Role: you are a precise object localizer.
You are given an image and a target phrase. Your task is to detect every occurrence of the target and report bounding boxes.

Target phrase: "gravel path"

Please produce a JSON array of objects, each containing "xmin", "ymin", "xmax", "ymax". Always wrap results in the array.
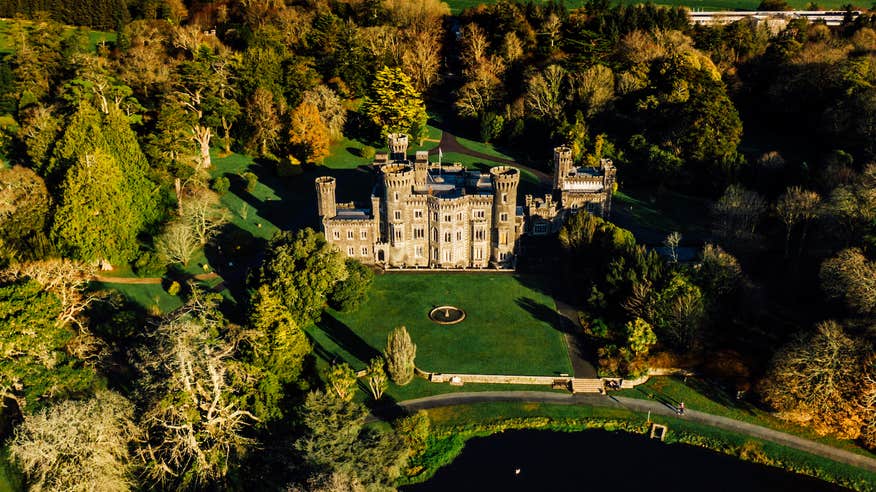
[{"xmin": 385, "ymin": 391, "xmax": 876, "ymax": 473}]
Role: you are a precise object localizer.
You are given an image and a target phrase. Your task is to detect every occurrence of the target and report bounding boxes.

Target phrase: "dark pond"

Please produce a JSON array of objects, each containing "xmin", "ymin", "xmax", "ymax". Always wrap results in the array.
[{"xmin": 403, "ymin": 430, "xmax": 849, "ymax": 492}]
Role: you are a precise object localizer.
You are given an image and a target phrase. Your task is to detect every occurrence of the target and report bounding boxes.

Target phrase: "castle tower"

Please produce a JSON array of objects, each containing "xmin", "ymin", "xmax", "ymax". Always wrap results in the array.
[
  {"xmin": 490, "ymin": 166, "xmax": 520, "ymax": 266},
  {"xmin": 315, "ymin": 176, "xmax": 337, "ymax": 219},
  {"xmin": 553, "ymin": 146, "xmax": 573, "ymax": 191},
  {"xmin": 382, "ymin": 164, "xmax": 415, "ymax": 266},
  {"xmin": 601, "ymin": 158, "xmax": 616, "ymax": 217},
  {"xmin": 387, "ymin": 133, "xmax": 409, "ymax": 162}
]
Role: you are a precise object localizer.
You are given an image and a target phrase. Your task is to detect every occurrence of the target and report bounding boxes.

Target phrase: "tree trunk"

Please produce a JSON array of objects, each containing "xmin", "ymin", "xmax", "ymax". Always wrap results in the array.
[{"xmin": 193, "ymin": 125, "xmax": 212, "ymax": 168}]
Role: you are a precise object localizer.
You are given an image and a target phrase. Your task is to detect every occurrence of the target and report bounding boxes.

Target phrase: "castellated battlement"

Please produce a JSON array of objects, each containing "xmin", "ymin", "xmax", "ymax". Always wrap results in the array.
[
  {"xmin": 382, "ymin": 164, "xmax": 415, "ymax": 190},
  {"xmin": 490, "ymin": 166, "xmax": 520, "ymax": 191}
]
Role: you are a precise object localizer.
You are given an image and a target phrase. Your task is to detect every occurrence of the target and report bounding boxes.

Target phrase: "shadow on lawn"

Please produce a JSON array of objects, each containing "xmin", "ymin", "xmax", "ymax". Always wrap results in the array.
[
  {"xmin": 315, "ymin": 312, "xmax": 381, "ymax": 367},
  {"xmin": 515, "ymin": 296, "xmax": 573, "ymax": 334}
]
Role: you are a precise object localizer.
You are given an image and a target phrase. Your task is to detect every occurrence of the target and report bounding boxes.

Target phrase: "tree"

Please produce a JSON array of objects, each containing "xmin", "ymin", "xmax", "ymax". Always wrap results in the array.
[
  {"xmin": 696, "ymin": 243, "xmax": 744, "ymax": 301},
  {"xmin": 820, "ymin": 248, "xmax": 876, "ymax": 316},
  {"xmin": 625, "ymin": 317, "xmax": 657, "ymax": 357},
  {"xmin": 245, "ymin": 87, "xmax": 283, "ymax": 157},
  {"xmin": 325, "ymin": 362, "xmax": 357, "ymax": 401},
  {"xmin": 288, "ymin": 101, "xmax": 331, "ymax": 164},
  {"xmin": 9, "ymin": 390, "xmax": 136, "ymax": 492},
  {"xmin": 328, "ymin": 259, "xmax": 373, "ymax": 311},
  {"xmin": 385, "ymin": 326, "xmax": 416, "ymax": 385},
  {"xmin": 17, "ymin": 104, "xmax": 60, "ymax": 172},
  {"xmin": 302, "ymin": 85, "xmax": 347, "ymax": 140},
  {"xmin": 572, "ymin": 64, "xmax": 615, "ymax": 118},
  {"xmin": 760, "ymin": 321, "xmax": 868, "ymax": 439},
  {"xmin": 664, "ymin": 231, "xmax": 681, "ymax": 263},
  {"xmin": 525, "ymin": 64, "xmax": 568, "ymax": 122},
  {"xmin": 180, "ymin": 187, "xmax": 229, "ymax": 246},
  {"xmin": 155, "ymin": 219, "xmax": 199, "ymax": 266},
  {"xmin": 252, "ymin": 229, "xmax": 347, "ymax": 326},
  {"xmin": 0, "ymin": 165, "xmax": 51, "ymax": 259},
  {"xmin": 712, "ymin": 184, "xmax": 767, "ymax": 243},
  {"xmin": 361, "ymin": 66, "xmax": 428, "ymax": 138},
  {"xmin": 366, "ymin": 357, "xmax": 388, "ymax": 401},
  {"xmin": 394, "ymin": 410, "xmax": 430, "ymax": 454},
  {"xmin": 51, "ymin": 150, "xmax": 141, "ymax": 266},
  {"xmin": 243, "ymin": 286, "xmax": 311, "ymax": 422},
  {"xmin": 135, "ymin": 292, "xmax": 257, "ymax": 487},
  {"xmin": 651, "ymin": 272, "xmax": 705, "ymax": 349},
  {"xmin": 401, "ymin": 26, "xmax": 444, "ymax": 93},
  {"xmin": 0, "ymin": 277, "xmax": 98, "ymax": 413},
  {"xmin": 775, "ymin": 186, "xmax": 820, "ymax": 258}
]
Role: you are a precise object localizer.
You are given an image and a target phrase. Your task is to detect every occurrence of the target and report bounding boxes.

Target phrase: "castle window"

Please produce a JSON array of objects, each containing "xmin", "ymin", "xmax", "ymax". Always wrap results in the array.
[
  {"xmin": 333, "ymin": 230, "xmax": 340, "ymax": 240},
  {"xmin": 361, "ymin": 230, "xmax": 368, "ymax": 239},
  {"xmin": 534, "ymin": 223, "xmax": 548, "ymax": 234},
  {"xmin": 361, "ymin": 247, "xmax": 369, "ymax": 256},
  {"xmin": 474, "ymin": 228, "xmax": 485, "ymax": 241},
  {"xmin": 433, "ymin": 212, "xmax": 439, "ymax": 221},
  {"xmin": 444, "ymin": 214, "xmax": 451, "ymax": 222},
  {"xmin": 473, "ymin": 209, "xmax": 485, "ymax": 219},
  {"xmin": 502, "ymin": 193, "xmax": 507, "ymax": 204},
  {"xmin": 456, "ymin": 230, "xmax": 462, "ymax": 241},
  {"xmin": 394, "ymin": 210, "xmax": 401, "ymax": 220},
  {"xmin": 347, "ymin": 247, "xmax": 355, "ymax": 256},
  {"xmin": 414, "ymin": 227, "xmax": 425, "ymax": 239},
  {"xmin": 500, "ymin": 231, "xmax": 508, "ymax": 244},
  {"xmin": 444, "ymin": 250, "xmax": 452, "ymax": 262},
  {"xmin": 457, "ymin": 212, "xmax": 463, "ymax": 221},
  {"xmin": 414, "ymin": 209, "xmax": 423, "ymax": 219},
  {"xmin": 394, "ymin": 192, "xmax": 399, "ymax": 201},
  {"xmin": 432, "ymin": 248, "xmax": 438, "ymax": 260},
  {"xmin": 500, "ymin": 213, "xmax": 508, "ymax": 222},
  {"xmin": 415, "ymin": 246, "xmax": 424, "ymax": 257},
  {"xmin": 394, "ymin": 228, "xmax": 403, "ymax": 241},
  {"xmin": 432, "ymin": 228, "xmax": 438, "ymax": 241},
  {"xmin": 347, "ymin": 230, "xmax": 354, "ymax": 239},
  {"xmin": 474, "ymin": 247, "xmax": 483, "ymax": 260},
  {"xmin": 444, "ymin": 232, "xmax": 452, "ymax": 242}
]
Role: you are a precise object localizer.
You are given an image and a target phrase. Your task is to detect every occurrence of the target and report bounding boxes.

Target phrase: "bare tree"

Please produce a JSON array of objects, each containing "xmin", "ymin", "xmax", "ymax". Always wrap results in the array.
[
  {"xmin": 9, "ymin": 390, "xmax": 137, "ymax": 492},
  {"xmin": 156, "ymin": 220, "xmax": 199, "ymax": 266},
  {"xmin": 760, "ymin": 321, "xmax": 868, "ymax": 439},
  {"xmin": 775, "ymin": 186, "xmax": 820, "ymax": 258},
  {"xmin": 664, "ymin": 231, "xmax": 682, "ymax": 263},
  {"xmin": 571, "ymin": 64, "xmax": 615, "ymax": 117},
  {"xmin": 2, "ymin": 259, "xmax": 99, "ymax": 330},
  {"xmin": 135, "ymin": 294, "xmax": 257, "ymax": 486},
  {"xmin": 401, "ymin": 26, "xmax": 443, "ymax": 93},
  {"xmin": 246, "ymin": 87, "xmax": 283, "ymax": 156},
  {"xmin": 302, "ymin": 85, "xmax": 347, "ymax": 141},
  {"xmin": 385, "ymin": 326, "xmax": 416, "ymax": 385},
  {"xmin": 366, "ymin": 357, "xmax": 388, "ymax": 400},
  {"xmin": 712, "ymin": 184, "xmax": 767, "ymax": 243},
  {"xmin": 180, "ymin": 187, "xmax": 230, "ymax": 246},
  {"xmin": 525, "ymin": 65, "xmax": 567, "ymax": 122},
  {"xmin": 820, "ymin": 248, "xmax": 876, "ymax": 316}
]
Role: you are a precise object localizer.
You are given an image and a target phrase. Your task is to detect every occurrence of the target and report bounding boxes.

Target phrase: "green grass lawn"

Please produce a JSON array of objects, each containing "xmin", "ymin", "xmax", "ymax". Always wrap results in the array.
[
  {"xmin": 307, "ymin": 273, "xmax": 572, "ymax": 376},
  {"xmin": 613, "ymin": 187, "xmax": 712, "ymax": 237},
  {"xmin": 619, "ymin": 376, "xmax": 876, "ymax": 459},
  {"xmin": 0, "ymin": 19, "xmax": 115, "ymax": 53},
  {"xmin": 95, "ymin": 282, "xmax": 183, "ymax": 314},
  {"xmin": 452, "ymin": 136, "xmax": 515, "ymax": 161}
]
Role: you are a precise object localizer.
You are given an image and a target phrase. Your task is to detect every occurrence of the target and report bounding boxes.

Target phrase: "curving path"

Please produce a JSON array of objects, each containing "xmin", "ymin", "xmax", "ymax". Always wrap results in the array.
[
  {"xmin": 383, "ymin": 391, "xmax": 876, "ymax": 473},
  {"xmin": 92, "ymin": 272, "xmax": 220, "ymax": 284}
]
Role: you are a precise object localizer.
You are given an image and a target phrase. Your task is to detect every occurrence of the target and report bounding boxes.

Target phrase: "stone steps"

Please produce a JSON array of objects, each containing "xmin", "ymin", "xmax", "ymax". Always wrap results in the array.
[{"xmin": 571, "ymin": 378, "xmax": 603, "ymax": 394}]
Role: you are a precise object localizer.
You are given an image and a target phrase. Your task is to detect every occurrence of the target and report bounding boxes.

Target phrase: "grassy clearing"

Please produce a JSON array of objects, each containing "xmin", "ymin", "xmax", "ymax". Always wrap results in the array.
[
  {"xmin": 412, "ymin": 401, "xmax": 876, "ymax": 491},
  {"xmin": 0, "ymin": 19, "xmax": 115, "ymax": 54},
  {"xmin": 307, "ymin": 273, "xmax": 572, "ymax": 376},
  {"xmin": 613, "ymin": 187, "xmax": 712, "ymax": 237},
  {"xmin": 95, "ymin": 282, "xmax": 183, "ymax": 314},
  {"xmin": 619, "ymin": 376, "xmax": 876, "ymax": 459}
]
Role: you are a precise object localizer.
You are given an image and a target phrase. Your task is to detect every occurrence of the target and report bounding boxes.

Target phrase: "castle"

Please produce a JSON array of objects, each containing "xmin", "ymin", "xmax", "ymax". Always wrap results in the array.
[{"xmin": 316, "ymin": 134, "xmax": 616, "ymax": 269}]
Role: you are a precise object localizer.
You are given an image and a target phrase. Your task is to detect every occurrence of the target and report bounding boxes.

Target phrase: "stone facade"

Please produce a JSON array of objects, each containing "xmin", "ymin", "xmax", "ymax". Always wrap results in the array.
[{"xmin": 316, "ymin": 136, "xmax": 615, "ymax": 269}]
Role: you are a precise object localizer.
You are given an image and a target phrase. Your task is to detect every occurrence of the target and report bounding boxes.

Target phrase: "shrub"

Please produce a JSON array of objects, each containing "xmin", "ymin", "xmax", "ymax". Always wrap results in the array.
[
  {"xmin": 385, "ymin": 326, "xmax": 416, "ymax": 385},
  {"xmin": 167, "ymin": 281, "xmax": 181, "ymax": 296},
  {"xmin": 133, "ymin": 250, "xmax": 166, "ymax": 276},
  {"xmin": 241, "ymin": 171, "xmax": 258, "ymax": 193},
  {"xmin": 360, "ymin": 146, "xmax": 376, "ymax": 159},
  {"xmin": 211, "ymin": 176, "xmax": 230, "ymax": 195}
]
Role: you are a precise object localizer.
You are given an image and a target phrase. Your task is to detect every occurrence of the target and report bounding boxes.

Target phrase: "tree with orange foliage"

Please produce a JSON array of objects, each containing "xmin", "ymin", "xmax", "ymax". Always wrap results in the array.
[{"xmin": 288, "ymin": 101, "xmax": 330, "ymax": 164}]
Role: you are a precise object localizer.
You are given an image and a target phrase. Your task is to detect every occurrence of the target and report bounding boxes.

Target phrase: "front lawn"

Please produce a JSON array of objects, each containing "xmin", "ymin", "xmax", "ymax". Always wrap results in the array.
[{"xmin": 307, "ymin": 273, "xmax": 572, "ymax": 376}]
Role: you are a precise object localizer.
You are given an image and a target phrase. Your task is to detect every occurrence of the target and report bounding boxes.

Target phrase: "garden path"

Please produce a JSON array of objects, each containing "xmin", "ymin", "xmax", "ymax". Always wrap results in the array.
[
  {"xmin": 92, "ymin": 272, "xmax": 220, "ymax": 284},
  {"xmin": 380, "ymin": 391, "xmax": 876, "ymax": 473},
  {"xmin": 553, "ymin": 297, "xmax": 598, "ymax": 378}
]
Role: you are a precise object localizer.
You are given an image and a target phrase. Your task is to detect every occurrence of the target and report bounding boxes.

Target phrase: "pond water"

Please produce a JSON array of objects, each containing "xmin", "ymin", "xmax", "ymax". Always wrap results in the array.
[{"xmin": 403, "ymin": 429, "xmax": 849, "ymax": 492}]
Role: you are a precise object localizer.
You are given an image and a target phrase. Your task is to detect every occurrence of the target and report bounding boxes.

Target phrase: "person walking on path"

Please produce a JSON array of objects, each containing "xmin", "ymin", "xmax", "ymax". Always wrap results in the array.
[{"xmin": 678, "ymin": 402, "xmax": 685, "ymax": 415}]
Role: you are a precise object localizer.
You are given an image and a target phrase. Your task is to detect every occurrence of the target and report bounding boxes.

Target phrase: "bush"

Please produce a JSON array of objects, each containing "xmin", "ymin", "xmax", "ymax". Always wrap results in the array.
[
  {"xmin": 360, "ymin": 146, "xmax": 376, "ymax": 159},
  {"xmin": 211, "ymin": 176, "xmax": 230, "ymax": 195},
  {"xmin": 166, "ymin": 281, "xmax": 181, "ymax": 296},
  {"xmin": 133, "ymin": 251, "xmax": 166, "ymax": 276},
  {"xmin": 328, "ymin": 259, "xmax": 374, "ymax": 311},
  {"xmin": 241, "ymin": 171, "xmax": 258, "ymax": 193}
]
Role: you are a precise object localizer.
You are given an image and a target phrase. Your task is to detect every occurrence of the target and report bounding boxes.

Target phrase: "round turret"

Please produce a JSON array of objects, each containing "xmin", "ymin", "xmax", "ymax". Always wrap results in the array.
[
  {"xmin": 490, "ymin": 166, "xmax": 521, "ymax": 193},
  {"xmin": 387, "ymin": 133, "xmax": 409, "ymax": 161},
  {"xmin": 315, "ymin": 176, "xmax": 336, "ymax": 218},
  {"xmin": 382, "ymin": 164, "xmax": 415, "ymax": 196}
]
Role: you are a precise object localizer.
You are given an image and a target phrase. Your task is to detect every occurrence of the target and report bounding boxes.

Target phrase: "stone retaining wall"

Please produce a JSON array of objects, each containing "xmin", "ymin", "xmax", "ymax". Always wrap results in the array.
[{"xmin": 429, "ymin": 373, "xmax": 570, "ymax": 385}]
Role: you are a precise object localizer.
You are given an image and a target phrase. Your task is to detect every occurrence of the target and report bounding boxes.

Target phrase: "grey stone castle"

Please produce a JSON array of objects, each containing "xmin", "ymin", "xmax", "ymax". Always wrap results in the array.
[{"xmin": 316, "ymin": 134, "xmax": 616, "ymax": 269}]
